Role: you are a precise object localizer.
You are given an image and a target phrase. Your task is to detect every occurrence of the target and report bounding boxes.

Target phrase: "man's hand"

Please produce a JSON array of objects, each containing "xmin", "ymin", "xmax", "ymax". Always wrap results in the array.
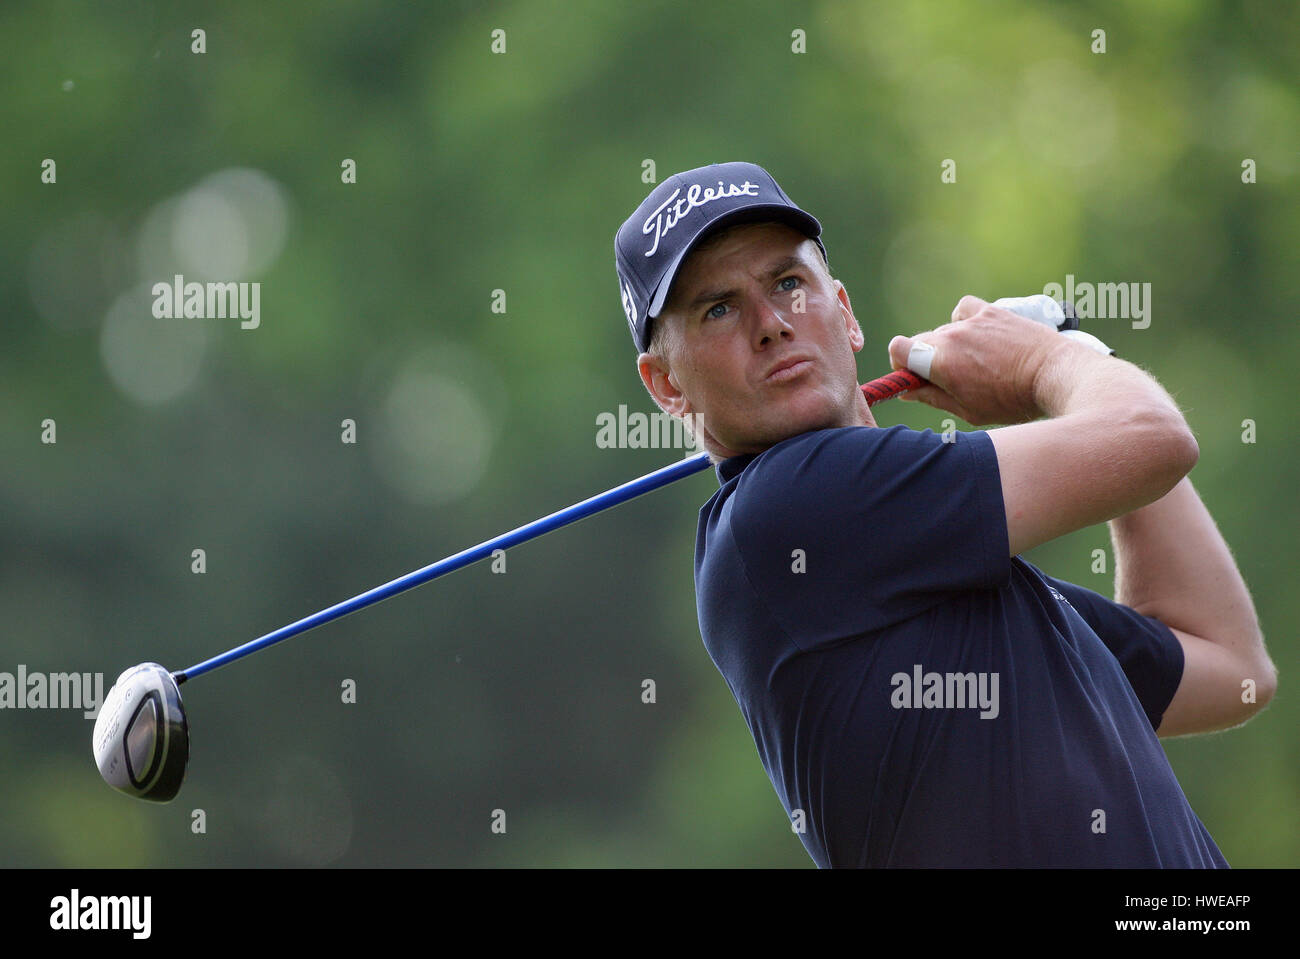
[{"xmin": 886, "ymin": 295, "xmax": 1071, "ymax": 426}]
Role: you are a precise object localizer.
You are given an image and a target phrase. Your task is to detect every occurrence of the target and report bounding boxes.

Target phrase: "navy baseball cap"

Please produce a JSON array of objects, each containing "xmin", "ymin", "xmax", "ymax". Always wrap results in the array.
[{"xmin": 614, "ymin": 161, "xmax": 827, "ymax": 353}]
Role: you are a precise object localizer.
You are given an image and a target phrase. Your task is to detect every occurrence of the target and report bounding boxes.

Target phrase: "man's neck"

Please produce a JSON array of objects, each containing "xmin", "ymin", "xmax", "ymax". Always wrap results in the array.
[{"xmin": 701, "ymin": 392, "xmax": 878, "ymax": 463}]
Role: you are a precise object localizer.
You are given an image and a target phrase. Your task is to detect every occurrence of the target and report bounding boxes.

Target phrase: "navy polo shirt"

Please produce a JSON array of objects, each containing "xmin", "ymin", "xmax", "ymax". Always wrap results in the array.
[{"xmin": 694, "ymin": 425, "xmax": 1228, "ymax": 868}]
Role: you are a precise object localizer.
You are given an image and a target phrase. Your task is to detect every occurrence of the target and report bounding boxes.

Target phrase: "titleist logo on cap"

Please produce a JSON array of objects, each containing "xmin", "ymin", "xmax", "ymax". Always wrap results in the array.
[
  {"xmin": 641, "ymin": 180, "xmax": 761, "ymax": 257},
  {"xmin": 614, "ymin": 161, "xmax": 823, "ymax": 353}
]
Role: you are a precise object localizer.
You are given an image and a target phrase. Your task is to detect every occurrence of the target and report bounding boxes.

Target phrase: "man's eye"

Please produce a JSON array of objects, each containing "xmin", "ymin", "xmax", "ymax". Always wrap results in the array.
[
  {"xmin": 777, "ymin": 276, "xmax": 799, "ymax": 292},
  {"xmin": 704, "ymin": 302, "xmax": 728, "ymax": 320}
]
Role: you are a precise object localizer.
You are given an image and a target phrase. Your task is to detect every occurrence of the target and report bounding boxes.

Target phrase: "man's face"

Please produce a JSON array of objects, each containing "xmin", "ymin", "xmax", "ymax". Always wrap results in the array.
[{"xmin": 638, "ymin": 222, "xmax": 873, "ymax": 458}]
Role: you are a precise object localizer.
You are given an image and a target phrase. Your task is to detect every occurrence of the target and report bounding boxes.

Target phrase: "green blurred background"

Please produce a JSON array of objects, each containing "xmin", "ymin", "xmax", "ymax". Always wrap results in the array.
[{"xmin": 1, "ymin": 0, "xmax": 1295, "ymax": 867}]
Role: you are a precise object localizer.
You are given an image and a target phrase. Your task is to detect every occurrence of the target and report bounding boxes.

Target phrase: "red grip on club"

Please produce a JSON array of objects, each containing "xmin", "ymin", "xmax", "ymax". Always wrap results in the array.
[{"xmin": 859, "ymin": 369, "xmax": 924, "ymax": 406}]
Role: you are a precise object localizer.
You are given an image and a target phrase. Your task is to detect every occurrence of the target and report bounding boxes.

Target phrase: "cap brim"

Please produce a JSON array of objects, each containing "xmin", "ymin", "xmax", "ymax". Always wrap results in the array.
[{"xmin": 645, "ymin": 205, "xmax": 823, "ymax": 320}]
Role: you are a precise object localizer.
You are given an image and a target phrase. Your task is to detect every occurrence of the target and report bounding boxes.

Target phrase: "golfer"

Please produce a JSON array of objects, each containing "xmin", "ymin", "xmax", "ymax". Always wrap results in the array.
[{"xmin": 614, "ymin": 161, "xmax": 1276, "ymax": 867}]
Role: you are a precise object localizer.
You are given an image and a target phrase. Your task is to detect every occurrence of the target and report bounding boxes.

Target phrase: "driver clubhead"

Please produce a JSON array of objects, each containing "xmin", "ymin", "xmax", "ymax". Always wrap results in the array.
[{"xmin": 93, "ymin": 662, "xmax": 189, "ymax": 802}]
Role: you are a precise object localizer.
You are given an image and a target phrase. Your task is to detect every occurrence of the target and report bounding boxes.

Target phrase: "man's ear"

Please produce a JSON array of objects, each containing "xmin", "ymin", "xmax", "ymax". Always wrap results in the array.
[
  {"xmin": 835, "ymin": 281, "xmax": 864, "ymax": 353},
  {"xmin": 638, "ymin": 352, "xmax": 692, "ymax": 417}
]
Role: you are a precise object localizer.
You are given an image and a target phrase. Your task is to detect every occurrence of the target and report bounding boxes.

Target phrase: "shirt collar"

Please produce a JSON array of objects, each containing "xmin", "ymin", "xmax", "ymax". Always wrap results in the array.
[{"xmin": 715, "ymin": 452, "xmax": 759, "ymax": 485}]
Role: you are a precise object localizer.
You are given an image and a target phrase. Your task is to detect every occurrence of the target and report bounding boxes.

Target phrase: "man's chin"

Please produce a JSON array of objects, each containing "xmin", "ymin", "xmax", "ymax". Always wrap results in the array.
[
  {"xmin": 778, "ymin": 390, "xmax": 853, "ymax": 434},
  {"xmin": 718, "ymin": 397, "xmax": 849, "ymax": 454}
]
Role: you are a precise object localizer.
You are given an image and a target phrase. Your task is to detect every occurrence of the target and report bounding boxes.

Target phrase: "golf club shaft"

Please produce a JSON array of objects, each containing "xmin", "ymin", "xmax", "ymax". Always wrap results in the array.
[{"xmin": 173, "ymin": 369, "xmax": 924, "ymax": 683}]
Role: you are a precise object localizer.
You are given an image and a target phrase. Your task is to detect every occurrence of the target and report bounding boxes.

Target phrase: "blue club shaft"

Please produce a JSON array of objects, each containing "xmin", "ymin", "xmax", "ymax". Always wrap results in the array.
[
  {"xmin": 174, "ymin": 450, "xmax": 713, "ymax": 684},
  {"xmin": 170, "ymin": 308, "xmax": 1079, "ymax": 685}
]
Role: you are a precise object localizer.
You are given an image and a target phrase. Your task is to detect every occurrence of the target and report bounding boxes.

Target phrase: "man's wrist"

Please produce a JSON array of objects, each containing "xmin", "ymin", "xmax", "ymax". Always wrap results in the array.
[{"xmin": 1029, "ymin": 337, "xmax": 1090, "ymax": 419}]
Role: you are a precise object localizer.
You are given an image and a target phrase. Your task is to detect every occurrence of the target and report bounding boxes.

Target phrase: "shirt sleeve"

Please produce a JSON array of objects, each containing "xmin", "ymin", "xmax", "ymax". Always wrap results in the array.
[
  {"xmin": 1036, "ymin": 571, "xmax": 1186, "ymax": 731},
  {"xmin": 728, "ymin": 425, "xmax": 1011, "ymax": 651}
]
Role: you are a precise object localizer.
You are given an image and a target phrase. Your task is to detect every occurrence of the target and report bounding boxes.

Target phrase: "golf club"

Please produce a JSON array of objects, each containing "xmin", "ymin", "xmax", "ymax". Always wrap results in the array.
[{"xmin": 93, "ymin": 296, "xmax": 1107, "ymax": 801}]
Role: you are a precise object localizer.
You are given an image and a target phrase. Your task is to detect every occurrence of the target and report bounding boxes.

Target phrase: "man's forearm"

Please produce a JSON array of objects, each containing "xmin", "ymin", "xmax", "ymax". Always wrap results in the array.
[
  {"xmin": 1028, "ymin": 343, "xmax": 1201, "ymax": 530},
  {"xmin": 1110, "ymin": 476, "xmax": 1271, "ymax": 674},
  {"xmin": 1035, "ymin": 341, "xmax": 1190, "ymax": 427}
]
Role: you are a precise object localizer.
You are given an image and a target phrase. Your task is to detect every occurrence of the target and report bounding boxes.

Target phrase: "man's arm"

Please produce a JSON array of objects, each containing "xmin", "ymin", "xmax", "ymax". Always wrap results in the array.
[
  {"xmin": 1109, "ymin": 477, "xmax": 1277, "ymax": 737},
  {"xmin": 888, "ymin": 296, "xmax": 1275, "ymax": 738},
  {"xmin": 985, "ymin": 344, "xmax": 1199, "ymax": 557},
  {"xmin": 889, "ymin": 297, "xmax": 1199, "ymax": 557}
]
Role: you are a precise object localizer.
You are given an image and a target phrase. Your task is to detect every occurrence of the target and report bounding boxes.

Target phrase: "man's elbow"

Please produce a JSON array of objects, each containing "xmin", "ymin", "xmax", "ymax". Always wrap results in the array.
[
  {"xmin": 1156, "ymin": 414, "xmax": 1199, "ymax": 477},
  {"xmin": 1173, "ymin": 422, "xmax": 1199, "ymax": 475},
  {"xmin": 1230, "ymin": 651, "xmax": 1277, "ymax": 728},
  {"xmin": 1249, "ymin": 654, "xmax": 1278, "ymax": 712},
  {"xmin": 1140, "ymin": 414, "xmax": 1198, "ymax": 497}
]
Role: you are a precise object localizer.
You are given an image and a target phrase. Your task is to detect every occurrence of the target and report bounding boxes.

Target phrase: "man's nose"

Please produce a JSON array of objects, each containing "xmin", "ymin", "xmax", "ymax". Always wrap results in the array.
[{"xmin": 751, "ymin": 297, "xmax": 794, "ymax": 346}]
